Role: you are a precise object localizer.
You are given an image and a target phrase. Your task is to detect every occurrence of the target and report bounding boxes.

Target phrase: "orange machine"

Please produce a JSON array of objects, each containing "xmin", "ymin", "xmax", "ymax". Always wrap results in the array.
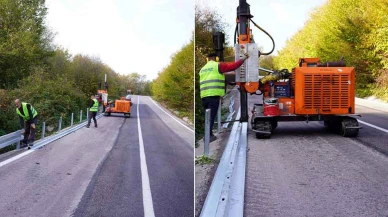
[
  {"xmin": 104, "ymin": 99, "xmax": 131, "ymax": 118},
  {"xmin": 97, "ymin": 74, "xmax": 132, "ymax": 118},
  {"xmin": 251, "ymin": 58, "xmax": 360, "ymax": 139},
  {"xmin": 294, "ymin": 66, "xmax": 356, "ymax": 115},
  {"xmin": 228, "ymin": 1, "xmax": 359, "ymax": 139}
]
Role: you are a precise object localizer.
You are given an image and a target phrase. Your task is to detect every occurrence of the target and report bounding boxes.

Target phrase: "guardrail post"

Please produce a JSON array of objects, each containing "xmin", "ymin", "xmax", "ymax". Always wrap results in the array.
[
  {"xmin": 41, "ymin": 122, "xmax": 45, "ymax": 139},
  {"xmin": 71, "ymin": 113, "xmax": 74, "ymax": 126},
  {"xmin": 58, "ymin": 117, "xmax": 62, "ymax": 131},
  {"xmin": 16, "ymin": 139, "xmax": 20, "ymax": 150},
  {"xmin": 204, "ymin": 109, "xmax": 210, "ymax": 156},
  {"xmin": 217, "ymin": 99, "xmax": 221, "ymax": 134},
  {"xmin": 80, "ymin": 110, "xmax": 82, "ymax": 122}
]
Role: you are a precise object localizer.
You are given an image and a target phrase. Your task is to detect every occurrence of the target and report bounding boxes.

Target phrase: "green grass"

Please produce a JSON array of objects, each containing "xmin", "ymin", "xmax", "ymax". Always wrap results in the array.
[
  {"xmin": 195, "ymin": 155, "xmax": 215, "ymax": 165},
  {"xmin": 221, "ymin": 107, "xmax": 229, "ymax": 120}
]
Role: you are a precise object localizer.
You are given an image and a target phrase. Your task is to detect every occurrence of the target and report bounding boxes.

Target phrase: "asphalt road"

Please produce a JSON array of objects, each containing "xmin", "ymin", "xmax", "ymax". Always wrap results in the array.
[
  {"xmin": 0, "ymin": 95, "xmax": 193, "ymax": 217},
  {"xmin": 244, "ymin": 94, "xmax": 388, "ymax": 217}
]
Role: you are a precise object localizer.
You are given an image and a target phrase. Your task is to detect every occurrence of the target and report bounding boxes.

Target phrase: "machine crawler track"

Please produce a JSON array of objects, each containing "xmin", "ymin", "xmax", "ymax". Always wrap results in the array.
[
  {"xmin": 340, "ymin": 117, "xmax": 359, "ymax": 137},
  {"xmin": 252, "ymin": 120, "xmax": 272, "ymax": 139},
  {"xmin": 324, "ymin": 117, "xmax": 360, "ymax": 137}
]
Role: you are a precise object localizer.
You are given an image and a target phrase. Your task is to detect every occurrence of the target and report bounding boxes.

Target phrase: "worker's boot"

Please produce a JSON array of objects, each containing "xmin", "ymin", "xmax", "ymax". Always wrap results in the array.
[
  {"xmin": 203, "ymin": 135, "xmax": 217, "ymax": 143},
  {"xmin": 95, "ymin": 123, "xmax": 97, "ymax": 128},
  {"xmin": 20, "ymin": 141, "xmax": 28, "ymax": 148},
  {"xmin": 28, "ymin": 142, "xmax": 34, "ymax": 149},
  {"xmin": 86, "ymin": 125, "xmax": 90, "ymax": 128},
  {"xmin": 210, "ymin": 135, "xmax": 217, "ymax": 143}
]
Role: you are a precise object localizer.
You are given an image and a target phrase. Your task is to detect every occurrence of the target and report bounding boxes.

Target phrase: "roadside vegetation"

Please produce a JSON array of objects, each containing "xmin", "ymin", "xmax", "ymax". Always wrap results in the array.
[
  {"xmin": 273, "ymin": 0, "xmax": 388, "ymax": 100},
  {"xmin": 195, "ymin": 155, "xmax": 215, "ymax": 165},
  {"xmin": 152, "ymin": 40, "xmax": 194, "ymax": 123}
]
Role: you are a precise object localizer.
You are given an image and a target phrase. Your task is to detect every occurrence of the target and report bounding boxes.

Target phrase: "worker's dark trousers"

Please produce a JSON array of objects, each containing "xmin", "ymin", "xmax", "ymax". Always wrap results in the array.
[
  {"xmin": 202, "ymin": 96, "xmax": 221, "ymax": 136},
  {"xmin": 87, "ymin": 111, "xmax": 97, "ymax": 127},
  {"xmin": 23, "ymin": 116, "xmax": 38, "ymax": 144}
]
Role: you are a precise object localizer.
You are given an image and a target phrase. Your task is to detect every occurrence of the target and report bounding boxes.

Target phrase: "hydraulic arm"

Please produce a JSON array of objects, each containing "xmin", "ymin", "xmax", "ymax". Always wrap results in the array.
[{"xmin": 235, "ymin": 0, "xmax": 275, "ymax": 122}]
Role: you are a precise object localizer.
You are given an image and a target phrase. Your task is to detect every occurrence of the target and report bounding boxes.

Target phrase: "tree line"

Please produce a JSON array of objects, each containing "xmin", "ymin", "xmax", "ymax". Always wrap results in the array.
[
  {"xmin": 274, "ymin": 0, "xmax": 388, "ymax": 99},
  {"xmin": 152, "ymin": 40, "xmax": 194, "ymax": 122}
]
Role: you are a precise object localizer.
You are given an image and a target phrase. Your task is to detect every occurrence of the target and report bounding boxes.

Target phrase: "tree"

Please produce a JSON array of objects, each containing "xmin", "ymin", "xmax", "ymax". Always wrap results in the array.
[
  {"xmin": 274, "ymin": 0, "xmax": 388, "ymax": 99},
  {"xmin": 152, "ymin": 40, "xmax": 194, "ymax": 118},
  {"xmin": 0, "ymin": 0, "xmax": 54, "ymax": 89},
  {"xmin": 259, "ymin": 55, "xmax": 274, "ymax": 74}
]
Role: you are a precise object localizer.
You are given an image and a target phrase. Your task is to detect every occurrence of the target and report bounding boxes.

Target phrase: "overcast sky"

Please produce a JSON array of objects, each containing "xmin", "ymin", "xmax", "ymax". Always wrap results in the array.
[
  {"xmin": 196, "ymin": 0, "xmax": 326, "ymax": 54},
  {"xmin": 46, "ymin": 0, "xmax": 194, "ymax": 80}
]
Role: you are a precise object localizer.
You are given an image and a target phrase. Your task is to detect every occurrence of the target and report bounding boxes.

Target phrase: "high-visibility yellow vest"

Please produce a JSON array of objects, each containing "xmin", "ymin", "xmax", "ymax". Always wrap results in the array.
[
  {"xmin": 199, "ymin": 61, "xmax": 225, "ymax": 98},
  {"xmin": 16, "ymin": 103, "xmax": 38, "ymax": 121},
  {"xmin": 90, "ymin": 99, "xmax": 99, "ymax": 112}
]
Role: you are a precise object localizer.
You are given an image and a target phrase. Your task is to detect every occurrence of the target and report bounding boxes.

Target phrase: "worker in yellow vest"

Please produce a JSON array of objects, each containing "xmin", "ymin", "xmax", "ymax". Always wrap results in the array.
[
  {"xmin": 199, "ymin": 53, "xmax": 249, "ymax": 142},
  {"xmin": 86, "ymin": 95, "xmax": 99, "ymax": 128},
  {"xmin": 15, "ymin": 99, "xmax": 38, "ymax": 148}
]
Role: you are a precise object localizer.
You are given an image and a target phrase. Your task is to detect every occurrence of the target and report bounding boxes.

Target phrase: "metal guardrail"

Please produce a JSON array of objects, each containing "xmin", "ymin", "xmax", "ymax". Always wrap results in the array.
[
  {"xmin": 204, "ymin": 109, "xmax": 211, "ymax": 156},
  {"xmin": 31, "ymin": 113, "xmax": 104, "ymax": 151},
  {"xmin": 223, "ymin": 95, "xmax": 235, "ymax": 129},
  {"xmin": 200, "ymin": 107, "xmax": 248, "ymax": 217},
  {"xmin": 0, "ymin": 130, "xmax": 23, "ymax": 150},
  {"xmin": 218, "ymin": 99, "xmax": 221, "ymax": 133},
  {"xmin": 0, "ymin": 110, "xmax": 102, "ymax": 152}
]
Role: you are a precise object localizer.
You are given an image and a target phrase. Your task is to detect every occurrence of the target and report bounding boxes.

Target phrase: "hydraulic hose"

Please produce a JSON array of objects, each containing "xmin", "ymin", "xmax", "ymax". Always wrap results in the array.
[
  {"xmin": 234, "ymin": 23, "xmax": 238, "ymax": 45},
  {"xmin": 250, "ymin": 19, "xmax": 275, "ymax": 55}
]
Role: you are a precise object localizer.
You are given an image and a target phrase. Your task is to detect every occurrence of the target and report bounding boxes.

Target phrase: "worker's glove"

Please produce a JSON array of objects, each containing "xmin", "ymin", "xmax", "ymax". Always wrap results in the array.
[
  {"xmin": 31, "ymin": 123, "xmax": 36, "ymax": 129},
  {"xmin": 242, "ymin": 52, "xmax": 250, "ymax": 61}
]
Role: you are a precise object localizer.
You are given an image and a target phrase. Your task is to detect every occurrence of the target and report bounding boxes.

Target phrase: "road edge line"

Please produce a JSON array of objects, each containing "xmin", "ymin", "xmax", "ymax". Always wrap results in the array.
[
  {"xmin": 358, "ymin": 120, "xmax": 388, "ymax": 134},
  {"xmin": 148, "ymin": 96, "xmax": 194, "ymax": 132}
]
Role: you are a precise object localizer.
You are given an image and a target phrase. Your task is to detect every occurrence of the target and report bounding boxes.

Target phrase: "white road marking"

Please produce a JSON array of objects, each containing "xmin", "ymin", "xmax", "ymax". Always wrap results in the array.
[
  {"xmin": 148, "ymin": 96, "xmax": 194, "ymax": 132},
  {"xmin": 0, "ymin": 150, "xmax": 34, "ymax": 168},
  {"xmin": 137, "ymin": 96, "xmax": 156, "ymax": 217},
  {"xmin": 358, "ymin": 120, "xmax": 388, "ymax": 134}
]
